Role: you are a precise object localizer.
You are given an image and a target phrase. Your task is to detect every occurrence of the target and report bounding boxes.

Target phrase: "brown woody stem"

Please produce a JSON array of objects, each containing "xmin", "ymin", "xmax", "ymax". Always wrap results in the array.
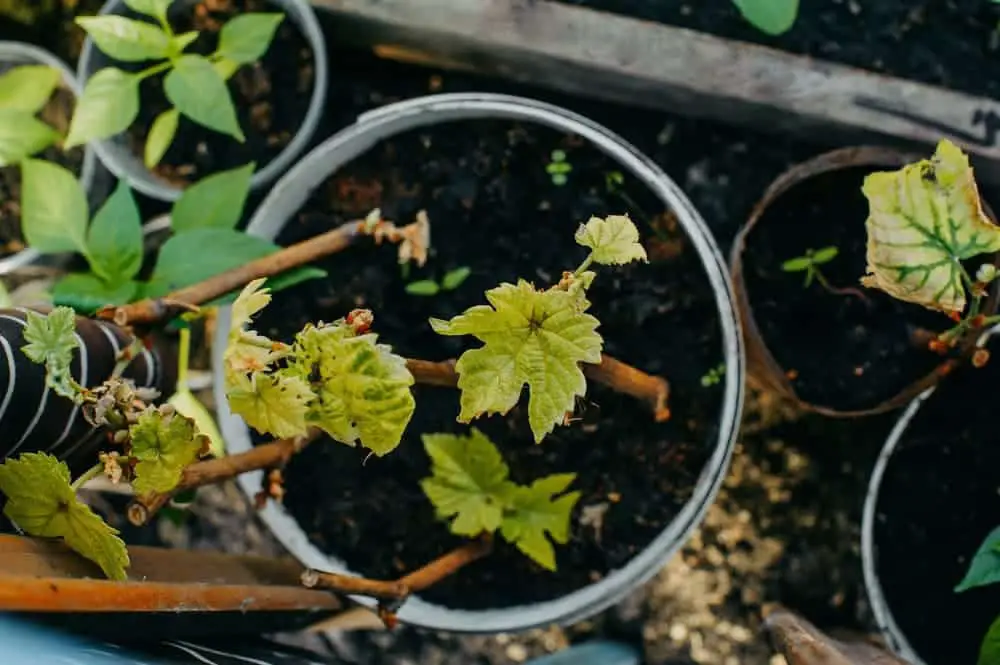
[
  {"xmin": 127, "ymin": 431, "xmax": 319, "ymax": 526},
  {"xmin": 815, "ymin": 271, "xmax": 871, "ymax": 305},
  {"xmin": 406, "ymin": 355, "xmax": 671, "ymax": 422}
]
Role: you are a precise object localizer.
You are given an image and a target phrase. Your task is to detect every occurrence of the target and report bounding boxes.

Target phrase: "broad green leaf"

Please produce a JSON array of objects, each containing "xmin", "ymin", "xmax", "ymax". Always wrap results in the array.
[
  {"xmin": 862, "ymin": 139, "xmax": 1000, "ymax": 313},
  {"xmin": 288, "ymin": 321, "xmax": 415, "ymax": 455},
  {"xmin": 213, "ymin": 57, "xmax": 240, "ymax": 81},
  {"xmin": 130, "ymin": 406, "xmax": 207, "ymax": 495},
  {"xmin": 811, "ymin": 246, "xmax": 839, "ymax": 264},
  {"xmin": 430, "ymin": 280, "xmax": 603, "ymax": 442},
  {"xmin": 499, "ymin": 473, "xmax": 580, "ymax": 571},
  {"xmin": 406, "ymin": 280, "xmax": 440, "ymax": 296},
  {"xmin": 144, "ymin": 107, "xmax": 179, "ymax": 168},
  {"xmin": 164, "ymin": 55, "xmax": 244, "ymax": 141},
  {"xmin": 21, "ymin": 159, "xmax": 89, "ymax": 255},
  {"xmin": 419, "ymin": 428, "xmax": 512, "ymax": 536},
  {"xmin": 0, "ymin": 65, "xmax": 61, "ymax": 113},
  {"xmin": 732, "ymin": 0, "xmax": 799, "ymax": 35},
  {"xmin": 0, "ymin": 452, "xmax": 129, "ymax": 580},
  {"xmin": 86, "ymin": 181, "xmax": 143, "ymax": 282},
  {"xmin": 227, "ymin": 370, "xmax": 313, "ymax": 439},
  {"xmin": 574, "ymin": 214, "xmax": 647, "ymax": 266},
  {"xmin": 979, "ymin": 614, "xmax": 1000, "ymax": 665},
  {"xmin": 76, "ymin": 15, "xmax": 171, "ymax": 62},
  {"xmin": 65, "ymin": 67, "xmax": 140, "ymax": 148},
  {"xmin": 123, "ymin": 0, "xmax": 173, "ymax": 23},
  {"xmin": 217, "ymin": 13, "xmax": 284, "ymax": 64},
  {"xmin": 53, "ymin": 274, "xmax": 138, "ymax": 314},
  {"xmin": 956, "ymin": 525, "xmax": 1000, "ymax": 592},
  {"xmin": 441, "ymin": 267, "xmax": 472, "ymax": 290},
  {"xmin": 169, "ymin": 389, "xmax": 225, "ymax": 458},
  {"xmin": 169, "ymin": 31, "xmax": 199, "ymax": 57},
  {"xmin": 781, "ymin": 256, "xmax": 812, "ymax": 272},
  {"xmin": 171, "ymin": 162, "xmax": 255, "ymax": 232},
  {"xmin": 0, "ymin": 108, "xmax": 60, "ymax": 166}
]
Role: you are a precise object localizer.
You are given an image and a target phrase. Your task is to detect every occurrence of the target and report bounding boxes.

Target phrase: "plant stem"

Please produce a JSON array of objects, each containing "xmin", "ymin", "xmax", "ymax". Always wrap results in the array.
[
  {"xmin": 71, "ymin": 463, "xmax": 105, "ymax": 492},
  {"xmin": 814, "ymin": 270, "xmax": 871, "ymax": 305},
  {"xmin": 137, "ymin": 61, "xmax": 172, "ymax": 81},
  {"xmin": 127, "ymin": 430, "xmax": 319, "ymax": 526},
  {"xmin": 573, "ymin": 254, "xmax": 595, "ymax": 277},
  {"xmin": 175, "ymin": 326, "xmax": 191, "ymax": 390}
]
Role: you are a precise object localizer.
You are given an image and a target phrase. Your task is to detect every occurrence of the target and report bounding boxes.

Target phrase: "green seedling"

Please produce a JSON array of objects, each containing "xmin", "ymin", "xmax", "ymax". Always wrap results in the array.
[
  {"xmin": 781, "ymin": 246, "xmax": 869, "ymax": 303},
  {"xmin": 700, "ymin": 362, "xmax": 726, "ymax": 387},
  {"xmin": 547, "ymin": 149, "xmax": 572, "ymax": 186},
  {"xmin": 405, "ymin": 266, "xmax": 472, "ymax": 297}
]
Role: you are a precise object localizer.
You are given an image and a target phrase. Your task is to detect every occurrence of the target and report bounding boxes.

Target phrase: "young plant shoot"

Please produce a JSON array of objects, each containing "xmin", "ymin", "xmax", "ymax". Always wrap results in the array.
[
  {"xmin": 781, "ymin": 246, "xmax": 869, "ymax": 303},
  {"xmin": 430, "ymin": 214, "xmax": 648, "ymax": 442},
  {"xmin": 67, "ymin": 0, "xmax": 285, "ymax": 167},
  {"xmin": 406, "ymin": 266, "xmax": 472, "ymax": 297},
  {"xmin": 0, "ymin": 64, "xmax": 65, "ymax": 166}
]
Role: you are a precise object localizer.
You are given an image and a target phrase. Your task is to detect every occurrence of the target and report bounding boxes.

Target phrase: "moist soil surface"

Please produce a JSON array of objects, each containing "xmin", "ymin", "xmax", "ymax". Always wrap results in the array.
[
  {"xmin": 872, "ymin": 359, "xmax": 1000, "ymax": 665},
  {"xmin": 740, "ymin": 165, "xmax": 956, "ymax": 412},
  {"xmin": 559, "ymin": 0, "xmax": 1000, "ymax": 101},
  {"xmin": 0, "ymin": 86, "xmax": 84, "ymax": 258},
  {"xmin": 252, "ymin": 119, "xmax": 728, "ymax": 609},
  {"xmin": 124, "ymin": 0, "xmax": 315, "ymax": 186}
]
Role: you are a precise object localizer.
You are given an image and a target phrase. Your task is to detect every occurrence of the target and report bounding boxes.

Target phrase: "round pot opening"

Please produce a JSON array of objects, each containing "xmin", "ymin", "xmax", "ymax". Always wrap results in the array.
[
  {"xmin": 212, "ymin": 93, "xmax": 744, "ymax": 633},
  {"xmin": 0, "ymin": 41, "xmax": 99, "ymax": 276},
  {"xmin": 730, "ymin": 146, "xmax": 999, "ymax": 418},
  {"xmin": 76, "ymin": 0, "xmax": 328, "ymax": 202},
  {"xmin": 862, "ymin": 344, "xmax": 1000, "ymax": 665}
]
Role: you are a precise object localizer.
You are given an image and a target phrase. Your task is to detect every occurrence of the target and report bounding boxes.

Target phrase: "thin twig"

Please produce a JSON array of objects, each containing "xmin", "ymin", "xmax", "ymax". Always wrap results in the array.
[
  {"xmin": 407, "ymin": 355, "xmax": 671, "ymax": 422},
  {"xmin": 127, "ymin": 430, "xmax": 319, "ymax": 526},
  {"xmin": 815, "ymin": 271, "xmax": 871, "ymax": 305}
]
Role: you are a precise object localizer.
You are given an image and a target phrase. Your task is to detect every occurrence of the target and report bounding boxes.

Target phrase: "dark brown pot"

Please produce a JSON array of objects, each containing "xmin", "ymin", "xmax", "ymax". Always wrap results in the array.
[
  {"xmin": 730, "ymin": 146, "xmax": 1000, "ymax": 418},
  {"xmin": 0, "ymin": 308, "xmax": 176, "ymax": 473}
]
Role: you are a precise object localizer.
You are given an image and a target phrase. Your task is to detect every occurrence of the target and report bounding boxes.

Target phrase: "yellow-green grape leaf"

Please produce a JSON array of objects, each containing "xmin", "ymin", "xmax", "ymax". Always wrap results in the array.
[
  {"xmin": 21, "ymin": 307, "xmax": 78, "ymax": 371},
  {"xmin": 291, "ymin": 322, "xmax": 415, "ymax": 456},
  {"xmin": 862, "ymin": 139, "xmax": 1000, "ymax": 313},
  {"xmin": 499, "ymin": 473, "xmax": 580, "ymax": 571},
  {"xmin": 227, "ymin": 370, "xmax": 313, "ymax": 439},
  {"xmin": 129, "ymin": 407, "xmax": 207, "ymax": 495},
  {"xmin": 574, "ymin": 214, "xmax": 648, "ymax": 266},
  {"xmin": 0, "ymin": 453, "xmax": 129, "ymax": 580},
  {"xmin": 430, "ymin": 280, "xmax": 602, "ymax": 443},
  {"xmin": 223, "ymin": 278, "xmax": 284, "ymax": 386},
  {"xmin": 169, "ymin": 389, "xmax": 225, "ymax": 458},
  {"xmin": 419, "ymin": 428, "xmax": 512, "ymax": 536}
]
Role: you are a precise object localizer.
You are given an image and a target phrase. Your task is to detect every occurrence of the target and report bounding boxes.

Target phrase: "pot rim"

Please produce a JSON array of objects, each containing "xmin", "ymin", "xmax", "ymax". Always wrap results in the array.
[
  {"xmin": 75, "ymin": 0, "xmax": 329, "ymax": 203},
  {"xmin": 211, "ymin": 92, "xmax": 745, "ymax": 633},
  {"xmin": 0, "ymin": 41, "xmax": 98, "ymax": 276}
]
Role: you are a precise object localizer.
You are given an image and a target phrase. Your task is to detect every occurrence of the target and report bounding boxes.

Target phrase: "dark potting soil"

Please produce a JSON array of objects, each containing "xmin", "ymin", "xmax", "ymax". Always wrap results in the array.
[
  {"xmin": 125, "ymin": 0, "xmax": 315, "ymax": 186},
  {"xmin": 0, "ymin": 87, "xmax": 85, "ymax": 257},
  {"xmin": 252, "ymin": 119, "xmax": 728, "ymax": 609},
  {"xmin": 872, "ymin": 358, "xmax": 1000, "ymax": 665},
  {"xmin": 740, "ymin": 166, "xmax": 958, "ymax": 412},
  {"xmin": 557, "ymin": 0, "xmax": 1000, "ymax": 101}
]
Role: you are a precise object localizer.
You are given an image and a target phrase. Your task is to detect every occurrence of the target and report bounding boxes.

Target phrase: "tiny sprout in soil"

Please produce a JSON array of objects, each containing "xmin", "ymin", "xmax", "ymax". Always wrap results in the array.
[
  {"xmin": 781, "ymin": 245, "xmax": 869, "ymax": 304},
  {"xmin": 700, "ymin": 362, "xmax": 726, "ymax": 387},
  {"xmin": 405, "ymin": 266, "xmax": 471, "ymax": 297},
  {"xmin": 547, "ymin": 149, "xmax": 572, "ymax": 185}
]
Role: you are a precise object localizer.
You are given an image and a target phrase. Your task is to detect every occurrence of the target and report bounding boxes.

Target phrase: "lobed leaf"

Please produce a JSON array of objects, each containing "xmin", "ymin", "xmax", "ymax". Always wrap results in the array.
[
  {"xmin": 223, "ymin": 278, "xmax": 285, "ymax": 384},
  {"xmin": 862, "ymin": 139, "xmax": 1000, "ymax": 313},
  {"xmin": 21, "ymin": 159, "xmax": 89, "ymax": 255},
  {"xmin": 169, "ymin": 389, "xmax": 225, "ymax": 458},
  {"xmin": 144, "ymin": 107, "xmax": 179, "ymax": 168},
  {"xmin": 732, "ymin": 0, "xmax": 799, "ymax": 35},
  {"xmin": 956, "ymin": 525, "xmax": 1000, "ymax": 592},
  {"xmin": 430, "ymin": 280, "xmax": 602, "ymax": 442},
  {"xmin": 76, "ymin": 15, "xmax": 171, "ymax": 62},
  {"xmin": 171, "ymin": 162, "xmax": 255, "ymax": 232},
  {"xmin": 217, "ymin": 13, "xmax": 284, "ymax": 64},
  {"xmin": 129, "ymin": 406, "xmax": 207, "ymax": 495},
  {"xmin": 0, "ymin": 108, "xmax": 60, "ymax": 166},
  {"xmin": 65, "ymin": 67, "xmax": 140, "ymax": 148},
  {"xmin": 419, "ymin": 428, "xmax": 512, "ymax": 536},
  {"xmin": 0, "ymin": 452, "xmax": 129, "ymax": 580},
  {"xmin": 227, "ymin": 370, "xmax": 312, "ymax": 439},
  {"xmin": 164, "ymin": 55, "xmax": 244, "ymax": 141},
  {"xmin": 86, "ymin": 180, "xmax": 144, "ymax": 283},
  {"xmin": 499, "ymin": 473, "xmax": 580, "ymax": 571},
  {"xmin": 574, "ymin": 214, "xmax": 647, "ymax": 266},
  {"xmin": 0, "ymin": 65, "xmax": 61, "ymax": 113},
  {"xmin": 53, "ymin": 274, "xmax": 139, "ymax": 314},
  {"xmin": 22, "ymin": 307, "xmax": 79, "ymax": 371}
]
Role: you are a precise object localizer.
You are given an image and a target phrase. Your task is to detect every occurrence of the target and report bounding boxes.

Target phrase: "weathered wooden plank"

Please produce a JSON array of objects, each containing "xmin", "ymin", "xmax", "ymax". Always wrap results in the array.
[{"xmin": 311, "ymin": 0, "xmax": 1000, "ymax": 182}]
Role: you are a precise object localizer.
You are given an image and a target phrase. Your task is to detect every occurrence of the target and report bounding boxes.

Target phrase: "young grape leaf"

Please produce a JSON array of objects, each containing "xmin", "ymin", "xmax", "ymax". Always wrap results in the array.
[
  {"xmin": 76, "ymin": 15, "xmax": 171, "ymax": 62},
  {"xmin": 222, "ymin": 278, "xmax": 286, "ymax": 384},
  {"xmin": 217, "ymin": 13, "xmax": 284, "ymax": 64},
  {"xmin": 289, "ymin": 321, "xmax": 415, "ymax": 456},
  {"xmin": 123, "ymin": 0, "xmax": 173, "ymax": 24},
  {"xmin": 65, "ymin": 67, "xmax": 140, "ymax": 148},
  {"xmin": 419, "ymin": 428, "xmax": 513, "ymax": 536},
  {"xmin": 956, "ymin": 525, "xmax": 1000, "ymax": 592},
  {"xmin": 86, "ymin": 180, "xmax": 144, "ymax": 283},
  {"xmin": 164, "ymin": 55, "xmax": 244, "ymax": 141},
  {"xmin": 430, "ymin": 280, "xmax": 602, "ymax": 442},
  {"xmin": 862, "ymin": 139, "xmax": 1000, "ymax": 313},
  {"xmin": 226, "ymin": 370, "xmax": 313, "ymax": 439},
  {"xmin": 169, "ymin": 389, "xmax": 225, "ymax": 458},
  {"xmin": 0, "ymin": 452, "xmax": 129, "ymax": 580},
  {"xmin": 0, "ymin": 65, "xmax": 61, "ymax": 113},
  {"xmin": 171, "ymin": 162, "xmax": 255, "ymax": 232},
  {"xmin": 145, "ymin": 107, "xmax": 179, "ymax": 168},
  {"xmin": 22, "ymin": 307, "xmax": 78, "ymax": 371},
  {"xmin": 574, "ymin": 214, "xmax": 648, "ymax": 266},
  {"xmin": 499, "ymin": 473, "xmax": 580, "ymax": 571},
  {"xmin": 732, "ymin": 0, "xmax": 799, "ymax": 35},
  {"xmin": 979, "ymin": 614, "xmax": 1000, "ymax": 665},
  {"xmin": 0, "ymin": 108, "xmax": 60, "ymax": 166},
  {"xmin": 129, "ymin": 406, "xmax": 207, "ymax": 495},
  {"xmin": 53, "ymin": 274, "xmax": 139, "ymax": 314},
  {"xmin": 21, "ymin": 159, "xmax": 89, "ymax": 255}
]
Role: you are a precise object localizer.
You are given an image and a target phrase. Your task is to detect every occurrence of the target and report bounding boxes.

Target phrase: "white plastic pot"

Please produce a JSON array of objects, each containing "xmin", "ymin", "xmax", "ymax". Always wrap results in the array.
[
  {"xmin": 76, "ymin": 0, "xmax": 329, "ymax": 202},
  {"xmin": 0, "ymin": 42, "xmax": 99, "ymax": 276},
  {"xmin": 211, "ymin": 93, "xmax": 745, "ymax": 633}
]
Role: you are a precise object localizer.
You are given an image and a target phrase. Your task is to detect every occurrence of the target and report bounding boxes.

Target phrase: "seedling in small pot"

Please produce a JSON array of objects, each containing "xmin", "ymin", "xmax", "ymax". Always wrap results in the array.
[
  {"xmin": 546, "ymin": 149, "xmax": 572, "ymax": 186},
  {"xmin": 781, "ymin": 246, "xmax": 870, "ymax": 303},
  {"xmin": 0, "ymin": 64, "xmax": 65, "ymax": 166},
  {"xmin": 68, "ymin": 0, "xmax": 285, "ymax": 168},
  {"xmin": 700, "ymin": 362, "xmax": 726, "ymax": 387},
  {"xmin": 405, "ymin": 266, "xmax": 472, "ymax": 297}
]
